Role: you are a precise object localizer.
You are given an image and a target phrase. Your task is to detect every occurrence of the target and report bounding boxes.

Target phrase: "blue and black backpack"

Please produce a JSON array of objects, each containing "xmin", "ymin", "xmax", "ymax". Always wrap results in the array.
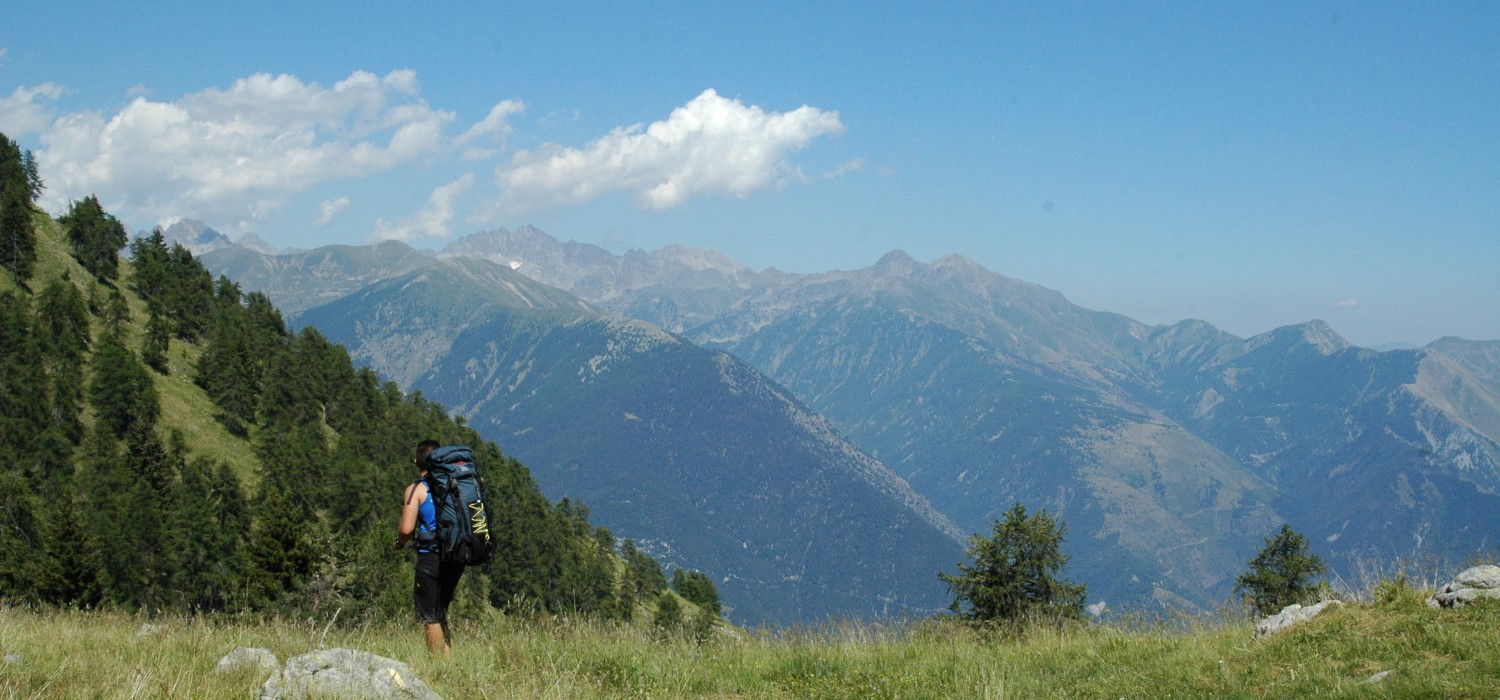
[{"xmin": 417, "ymin": 445, "xmax": 496, "ymax": 566}]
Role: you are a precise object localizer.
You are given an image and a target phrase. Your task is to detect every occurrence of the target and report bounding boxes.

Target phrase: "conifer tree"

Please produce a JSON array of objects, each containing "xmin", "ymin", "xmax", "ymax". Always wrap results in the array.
[
  {"xmin": 88, "ymin": 333, "xmax": 160, "ymax": 438},
  {"xmin": 59, "ymin": 195, "xmax": 128, "ymax": 282},
  {"xmin": 170, "ymin": 457, "xmax": 247, "ymax": 611},
  {"xmin": 671, "ymin": 569, "xmax": 721, "ymax": 618},
  {"xmin": 0, "ymin": 177, "xmax": 35, "ymax": 283},
  {"xmin": 653, "ymin": 591, "xmax": 683, "ymax": 631},
  {"xmin": 0, "ymin": 292, "xmax": 48, "ymax": 459},
  {"xmin": 143, "ymin": 303, "xmax": 171, "ymax": 373},
  {"xmin": 0, "ymin": 469, "xmax": 43, "ymax": 602},
  {"xmin": 245, "ymin": 424, "xmax": 323, "ymax": 608},
  {"xmin": 21, "ymin": 149, "xmax": 42, "ymax": 202},
  {"xmin": 128, "ymin": 228, "xmax": 170, "ymax": 304},
  {"xmin": 1235, "ymin": 524, "xmax": 1328, "ymax": 617},
  {"xmin": 940, "ymin": 502, "xmax": 1086, "ymax": 623},
  {"xmin": 622, "ymin": 539, "xmax": 669, "ymax": 600},
  {"xmin": 32, "ymin": 480, "xmax": 106, "ymax": 608},
  {"xmin": 100, "ymin": 287, "xmax": 131, "ymax": 338},
  {"xmin": 79, "ymin": 425, "xmax": 133, "ymax": 603},
  {"xmin": 35, "ymin": 278, "xmax": 92, "ymax": 370},
  {"xmin": 162, "ymin": 243, "xmax": 214, "ymax": 341}
]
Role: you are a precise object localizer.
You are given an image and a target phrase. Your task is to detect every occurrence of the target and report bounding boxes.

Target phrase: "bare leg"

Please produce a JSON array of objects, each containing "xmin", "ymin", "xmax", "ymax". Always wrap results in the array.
[{"xmin": 424, "ymin": 622, "xmax": 449, "ymax": 655}]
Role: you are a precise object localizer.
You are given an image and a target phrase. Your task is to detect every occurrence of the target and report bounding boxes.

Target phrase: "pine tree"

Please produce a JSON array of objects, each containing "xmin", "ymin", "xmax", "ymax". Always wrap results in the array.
[
  {"xmin": 0, "ymin": 292, "xmax": 48, "ymax": 459},
  {"xmin": 0, "ymin": 469, "xmax": 43, "ymax": 602},
  {"xmin": 162, "ymin": 244, "xmax": 214, "ymax": 341},
  {"xmin": 940, "ymin": 502, "xmax": 1086, "ymax": 624},
  {"xmin": 128, "ymin": 228, "xmax": 171, "ymax": 304},
  {"xmin": 100, "ymin": 287, "xmax": 131, "ymax": 338},
  {"xmin": 32, "ymin": 479, "xmax": 106, "ymax": 608},
  {"xmin": 59, "ymin": 195, "xmax": 128, "ymax": 282},
  {"xmin": 1235, "ymin": 524, "xmax": 1328, "ymax": 617},
  {"xmin": 21, "ymin": 149, "xmax": 42, "ymax": 202},
  {"xmin": 169, "ymin": 457, "xmax": 247, "ymax": 612},
  {"xmin": 0, "ymin": 177, "xmax": 35, "ymax": 283},
  {"xmin": 88, "ymin": 333, "xmax": 160, "ymax": 438},
  {"xmin": 671, "ymin": 569, "xmax": 721, "ymax": 618},
  {"xmin": 621, "ymin": 539, "xmax": 669, "ymax": 600},
  {"xmin": 79, "ymin": 426, "xmax": 133, "ymax": 603},
  {"xmin": 143, "ymin": 303, "xmax": 171, "ymax": 373},
  {"xmin": 35, "ymin": 278, "xmax": 92, "ymax": 370},
  {"xmin": 244, "ymin": 424, "xmax": 323, "ymax": 608},
  {"xmin": 653, "ymin": 591, "xmax": 683, "ymax": 632}
]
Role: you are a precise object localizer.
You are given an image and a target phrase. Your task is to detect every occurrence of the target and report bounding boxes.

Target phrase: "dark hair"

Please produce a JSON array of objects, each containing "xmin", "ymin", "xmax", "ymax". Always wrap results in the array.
[{"xmin": 415, "ymin": 439, "xmax": 441, "ymax": 469}]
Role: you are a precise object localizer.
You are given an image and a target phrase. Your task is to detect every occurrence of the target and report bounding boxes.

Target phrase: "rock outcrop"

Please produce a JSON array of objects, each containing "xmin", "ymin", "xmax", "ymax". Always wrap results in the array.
[
  {"xmin": 1253, "ymin": 600, "xmax": 1341, "ymax": 638},
  {"xmin": 260, "ymin": 648, "xmax": 440, "ymax": 700},
  {"xmin": 1426, "ymin": 565, "xmax": 1500, "ymax": 609}
]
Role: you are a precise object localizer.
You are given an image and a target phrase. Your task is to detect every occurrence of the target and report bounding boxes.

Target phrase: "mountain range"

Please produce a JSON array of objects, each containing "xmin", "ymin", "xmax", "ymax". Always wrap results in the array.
[{"xmin": 201, "ymin": 224, "xmax": 1500, "ymax": 620}]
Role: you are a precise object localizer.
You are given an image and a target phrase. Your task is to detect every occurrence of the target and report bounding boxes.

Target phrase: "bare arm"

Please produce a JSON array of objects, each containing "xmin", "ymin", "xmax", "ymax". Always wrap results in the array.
[{"xmin": 395, "ymin": 481, "xmax": 427, "ymax": 549}]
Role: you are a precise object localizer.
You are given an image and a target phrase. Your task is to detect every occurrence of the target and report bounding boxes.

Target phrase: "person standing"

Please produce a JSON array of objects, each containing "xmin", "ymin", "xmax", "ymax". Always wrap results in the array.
[{"xmin": 395, "ymin": 439, "xmax": 465, "ymax": 654}]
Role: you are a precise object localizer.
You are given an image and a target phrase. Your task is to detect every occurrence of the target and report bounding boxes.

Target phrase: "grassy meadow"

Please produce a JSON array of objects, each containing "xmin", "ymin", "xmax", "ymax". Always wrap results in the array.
[{"xmin": 2, "ymin": 580, "xmax": 1498, "ymax": 699}]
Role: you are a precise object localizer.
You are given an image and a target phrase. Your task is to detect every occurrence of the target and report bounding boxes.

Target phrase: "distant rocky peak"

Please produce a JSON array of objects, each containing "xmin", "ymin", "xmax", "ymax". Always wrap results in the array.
[
  {"xmin": 871, "ymin": 250, "xmax": 920, "ymax": 277},
  {"xmin": 234, "ymin": 232, "xmax": 279, "ymax": 255},
  {"xmin": 157, "ymin": 218, "xmax": 237, "ymax": 255},
  {"xmin": 1245, "ymin": 320, "xmax": 1352, "ymax": 356},
  {"xmin": 652, "ymin": 244, "xmax": 752, "ymax": 273}
]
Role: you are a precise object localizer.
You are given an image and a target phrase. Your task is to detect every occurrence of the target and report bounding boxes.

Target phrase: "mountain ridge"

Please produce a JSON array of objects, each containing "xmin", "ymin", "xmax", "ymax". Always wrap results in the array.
[{"xmin": 201, "ymin": 224, "xmax": 1500, "ymax": 614}]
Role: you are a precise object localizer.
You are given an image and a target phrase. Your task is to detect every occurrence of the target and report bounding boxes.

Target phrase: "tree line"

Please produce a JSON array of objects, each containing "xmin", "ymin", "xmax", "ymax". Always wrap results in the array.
[{"xmin": 0, "ymin": 137, "xmax": 717, "ymax": 625}]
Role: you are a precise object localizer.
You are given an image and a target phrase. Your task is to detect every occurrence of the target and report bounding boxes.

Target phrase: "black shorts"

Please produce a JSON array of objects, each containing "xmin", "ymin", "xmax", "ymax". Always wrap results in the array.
[{"xmin": 414, "ymin": 552, "xmax": 465, "ymax": 624}]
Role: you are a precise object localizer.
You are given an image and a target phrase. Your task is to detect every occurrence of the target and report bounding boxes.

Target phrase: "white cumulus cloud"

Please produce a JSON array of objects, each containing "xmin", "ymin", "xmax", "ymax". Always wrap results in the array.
[
  {"xmin": 457, "ymin": 99, "xmax": 525, "ymax": 160},
  {"xmin": 1334, "ymin": 298, "xmax": 1359, "ymax": 309},
  {"xmin": 494, "ymin": 88, "xmax": 843, "ymax": 213},
  {"xmin": 314, "ymin": 196, "xmax": 351, "ymax": 227},
  {"xmin": 373, "ymin": 173, "xmax": 474, "ymax": 242},
  {"xmin": 0, "ymin": 82, "xmax": 66, "ymax": 136},
  {"xmin": 26, "ymin": 70, "xmax": 520, "ymax": 234}
]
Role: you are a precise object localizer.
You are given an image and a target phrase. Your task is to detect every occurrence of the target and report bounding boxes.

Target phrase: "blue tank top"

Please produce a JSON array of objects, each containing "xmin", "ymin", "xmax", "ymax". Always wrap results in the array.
[{"xmin": 416, "ymin": 483, "xmax": 437, "ymax": 554}]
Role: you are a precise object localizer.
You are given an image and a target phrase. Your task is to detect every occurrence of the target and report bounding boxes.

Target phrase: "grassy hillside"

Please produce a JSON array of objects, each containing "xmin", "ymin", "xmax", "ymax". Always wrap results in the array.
[
  {"xmin": 2, "ymin": 588, "xmax": 1497, "ymax": 698},
  {"xmin": 5, "ymin": 210, "xmax": 261, "ymax": 480}
]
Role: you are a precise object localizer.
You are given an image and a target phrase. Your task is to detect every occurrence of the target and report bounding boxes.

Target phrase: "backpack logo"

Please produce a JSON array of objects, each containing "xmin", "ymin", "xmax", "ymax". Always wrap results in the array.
[{"xmin": 469, "ymin": 500, "xmax": 490, "ymax": 539}]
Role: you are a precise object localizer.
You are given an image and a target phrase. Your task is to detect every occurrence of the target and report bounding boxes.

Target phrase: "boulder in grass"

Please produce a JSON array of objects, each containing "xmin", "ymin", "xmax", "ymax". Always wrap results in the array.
[
  {"xmin": 1426, "ymin": 565, "xmax": 1500, "ymax": 609},
  {"xmin": 1253, "ymin": 600, "xmax": 1341, "ymax": 638},
  {"xmin": 215, "ymin": 647, "xmax": 280, "ymax": 681},
  {"xmin": 260, "ymin": 648, "xmax": 440, "ymax": 700}
]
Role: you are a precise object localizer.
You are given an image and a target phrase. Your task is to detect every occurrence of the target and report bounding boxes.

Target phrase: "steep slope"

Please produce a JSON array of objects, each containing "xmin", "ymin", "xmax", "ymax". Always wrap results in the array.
[
  {"xmin": 295, "ymin": 258, "xmax": 966, "ymax": 624},
  {"xmin": 690, "ymin": 276, "xmax": 1280, "ymax": 607},
  {"xmin": 1142, "ymin": 323, "xmax": 1500, "ymax": 568}
]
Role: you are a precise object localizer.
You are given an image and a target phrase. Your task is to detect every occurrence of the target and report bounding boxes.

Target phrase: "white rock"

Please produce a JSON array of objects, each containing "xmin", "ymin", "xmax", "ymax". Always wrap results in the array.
[
  {"xmin": 1253, "ymin": 600, "xmax": 1341, "ymax": 638},
  {"xmin": 260, "ymin": 648, "xmax": 440, "ymax": 700},
  {"xmin": 1426, "ymin": 565, "xmax": 1500, "ymax": 609}
]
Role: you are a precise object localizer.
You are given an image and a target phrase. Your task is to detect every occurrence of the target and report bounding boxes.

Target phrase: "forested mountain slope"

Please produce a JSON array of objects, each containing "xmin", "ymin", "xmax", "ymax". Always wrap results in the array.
[
  {"xmin": 294, "ymin": 258, "xmax": 967, "ymax": 624},
  {"xmin": 0, "ymin": 164, "xmax": 688, "ymax": 623}
]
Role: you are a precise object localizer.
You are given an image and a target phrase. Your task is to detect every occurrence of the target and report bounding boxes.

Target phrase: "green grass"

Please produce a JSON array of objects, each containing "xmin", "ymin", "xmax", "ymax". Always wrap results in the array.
[{"xmin": 3, "ymin": 591, "xmax": 1498, "ymax": 699}]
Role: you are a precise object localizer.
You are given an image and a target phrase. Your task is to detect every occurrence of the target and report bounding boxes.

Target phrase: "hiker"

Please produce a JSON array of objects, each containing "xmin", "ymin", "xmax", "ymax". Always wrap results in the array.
[{"xmin": 395, "ymin": 439, "xmax": 464, "ymax": 654}]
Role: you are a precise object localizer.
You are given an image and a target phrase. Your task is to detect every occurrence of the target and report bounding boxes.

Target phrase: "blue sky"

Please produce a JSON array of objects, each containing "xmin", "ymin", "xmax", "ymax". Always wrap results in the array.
[{"xmin": 2, "ymin": 2, "xmax": 1496, "ymax": 347}]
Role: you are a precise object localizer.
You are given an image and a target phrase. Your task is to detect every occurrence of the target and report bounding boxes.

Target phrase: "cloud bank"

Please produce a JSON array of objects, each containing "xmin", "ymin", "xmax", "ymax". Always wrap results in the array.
[
  {"xmin": 7, "ymin": 73, "xmax": 842, "ymax": 242},
  {"xmin": 17, "ymin": 70, "xmax": 519, "ymax": 234},
  {"xmin": 495, "ymin": 88, "xmax": 843, "ymax": 213}
]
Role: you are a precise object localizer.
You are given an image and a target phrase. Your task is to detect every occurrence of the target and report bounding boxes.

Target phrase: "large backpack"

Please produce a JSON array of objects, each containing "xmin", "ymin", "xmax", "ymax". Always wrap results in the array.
[{"xmin": 420, "ymin": 445, "xmax": 496, "ymax": 566}]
